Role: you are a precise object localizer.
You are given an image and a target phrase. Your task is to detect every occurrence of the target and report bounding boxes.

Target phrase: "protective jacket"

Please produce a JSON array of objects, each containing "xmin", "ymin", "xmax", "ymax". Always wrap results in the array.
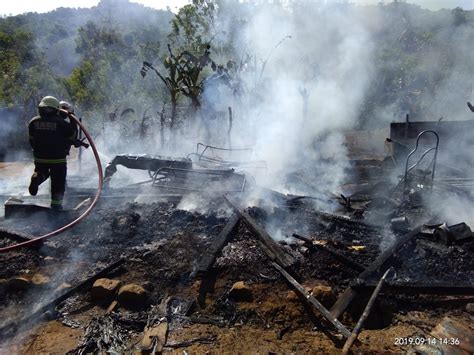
[{"xmin": 28, "ymin": 112, "xmax": 77, "ymax": 163}]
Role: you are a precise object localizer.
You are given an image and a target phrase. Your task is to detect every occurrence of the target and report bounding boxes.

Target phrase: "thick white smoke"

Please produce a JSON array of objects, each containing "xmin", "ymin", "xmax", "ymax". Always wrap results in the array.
[{"xmin": 203, "ymin": 2, "xmax": 376, "ymax": 196}]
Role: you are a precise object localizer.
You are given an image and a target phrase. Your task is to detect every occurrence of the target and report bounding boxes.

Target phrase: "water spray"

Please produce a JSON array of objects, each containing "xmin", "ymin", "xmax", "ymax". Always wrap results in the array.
[{"xmin": 0, "ymin": 110, "xmax": 103, "ymax": 253}]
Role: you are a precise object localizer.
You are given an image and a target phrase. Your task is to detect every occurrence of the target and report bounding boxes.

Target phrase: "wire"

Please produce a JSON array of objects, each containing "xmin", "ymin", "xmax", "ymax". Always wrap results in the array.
[{"xmin": 0, "ymin": 111, "xmax": 103, "ymax": 252}]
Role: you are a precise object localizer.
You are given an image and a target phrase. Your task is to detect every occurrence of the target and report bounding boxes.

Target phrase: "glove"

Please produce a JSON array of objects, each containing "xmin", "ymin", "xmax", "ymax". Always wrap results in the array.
[{"xmin": 73, "ymin": 139, "xmax": 89, "ymax": 148}]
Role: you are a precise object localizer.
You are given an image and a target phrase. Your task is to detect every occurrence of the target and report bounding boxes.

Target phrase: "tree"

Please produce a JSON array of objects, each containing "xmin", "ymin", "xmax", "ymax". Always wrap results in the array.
[
  {"xmin": 169, "ymin": 0, "xmax": 217, "ymax": 53},
  {"xmin": 65, "ymin": 21, "xmax": 136, "ymax": 112}
]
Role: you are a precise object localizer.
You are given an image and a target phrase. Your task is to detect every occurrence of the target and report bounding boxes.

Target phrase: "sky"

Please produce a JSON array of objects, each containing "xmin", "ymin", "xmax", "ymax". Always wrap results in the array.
[
  {"xmin": 0, "ymin": 0, "xmax": 191, "ymax": 16},
  {"xmin": 0, "ymin": 0, "xmax": 473, "ymax": 16}
]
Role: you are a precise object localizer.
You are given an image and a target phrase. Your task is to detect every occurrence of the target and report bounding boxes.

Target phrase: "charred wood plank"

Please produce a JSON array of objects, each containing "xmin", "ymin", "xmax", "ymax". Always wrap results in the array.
[
  {"xmin": 224, "ymin": 195, "xmax": 295, "ymax": 268},
  {"xmin": 330, "ymin": 224, "xmax": 426, "ymax": 319},
  {"xmin": 0, "ymin": 227, "xmax": 56, "ymax": 254},
  {"xmin": 342, "ymin": 267, "xmax": 394, "ymax": 354},
  {"xmin": 283, "ymin": 202, "xmax": 376, "ymax": 230},
  {"xmin": 312, "ymin": 210, "xmax": 376, "ymax": 229},
  {"xmin": 192, "ymin": 214, "xmax": 240, "ymax": 278},
  {"xmin": 414, "ymin": 317, "xmax": 474, "ymax": 354},
  {"xmin": 165, "ymin": 335, "xmax": 216, "ymax": 349},
  {"xmin": 0, "ymin": 258, "xmax": 125, "ymax": 338},
  {"xmin": 352, "ymin": 282, "xmax": 474, "ymax": 296},
  {"xmin": 292, "ymin": 233, "xmax": 366, "ymax": 272},
  {"xmin": 271, "ymin": 261, "xmax": 351, "ymax": 338},
  {"xmin": 0, "ymin": 227, "xmax": 35, "ymax": 243}
]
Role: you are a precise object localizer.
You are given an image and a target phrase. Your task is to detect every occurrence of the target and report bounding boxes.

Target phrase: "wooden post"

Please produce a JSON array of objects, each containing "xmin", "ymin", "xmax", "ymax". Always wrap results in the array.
[
  {"xmin": 342, "ymin": 267, "xmax": 394, "ymax": 354},
  {"xmin": 192, "ymin": 214, "xmax": 240, "ymax": 278},
  {"xmin": 272, "ymin": 262, "xmax": 351, "ymax": 338},
  {"xmin": 330, "ymin": 223, "xmax": 428, "ymax": 318}
]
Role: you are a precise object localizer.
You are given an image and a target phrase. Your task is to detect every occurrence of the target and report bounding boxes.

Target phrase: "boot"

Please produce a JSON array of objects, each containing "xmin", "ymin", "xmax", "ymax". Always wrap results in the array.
[{"xmin": 29, "ymin": 173, "xmax": 41, "ymax": 196}]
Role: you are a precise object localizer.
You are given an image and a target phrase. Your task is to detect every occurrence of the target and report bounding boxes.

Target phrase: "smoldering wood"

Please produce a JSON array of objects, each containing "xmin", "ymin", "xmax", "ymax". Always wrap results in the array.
[
  {"xmin": 284, "ymin": 200, "xmax": 377, "ymax": 230},
  {"xmin": 0, "ymin": 226, "xmax": 35, "ymax": 243},
  {"xmin": 172, "ymin": 314, "xmax": 227, "ymax": 327},
  {"xmin": 292, "ymin": 233, "xmax": 366, "ymax": 272},
  {"xmin": 4, "ymin": 200, "xmax": 79, "ymax": 220},
  {"xmin": 0, "ymin": 227, "xmax": 57, "ymax": 254},
  {"xmin": 352, "ymin": 282, "xmax": 474, "ymax": 296},
  {"xmin": 164, "ymin": 335, "xmax": 217, "ymax": 349},
  {"xmin": 330, "ymin": 223, "xmax": 429, "ymax": 319},
  {"xmin": 224, "ymin": 194, "xmax": 295, "ymax": 268},
  {"xmin": 271, "ymin": 261, "xmax": 351, "ymax": 338},
  {"xmin": 191, "ymin": 213, "xmax": 241, "ymax": 278}
]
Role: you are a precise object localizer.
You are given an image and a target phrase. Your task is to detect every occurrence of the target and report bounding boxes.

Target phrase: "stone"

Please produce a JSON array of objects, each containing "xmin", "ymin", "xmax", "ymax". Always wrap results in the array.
[
  {"xmin": 228, "ymin": 281, "xmax": 253, "ymax": 302},
  {"xmin": 311, "ymin": 285, "xmax": 334, "ymax": 307},
  {"xmin": 141, "ymin": 322, "xmax": 168, "ymax": 351},
  {"xmin": 466, "ymin": 303, "xmax": 474, "ymax": 313},
  {"xmin": 31, "ymin": 273, "xmax": 50, "ymax": 286},
  {"xmin": 117, "ymin": 283, "xmax": 148, "ymax": 309},
  {"xmin": 5, "ymin": 277, "xmax": 31, "ymax": 293},
  {"xmin": 303, "ymin": 279, "xmax": 335, "ymax": 307},
  {"xmin": 91, "ymin": 278, "xmax": 122, "ymax": 303},
  {"xmin": 286, "ymin": 290, "xmax": 298, "ymax": 301}
]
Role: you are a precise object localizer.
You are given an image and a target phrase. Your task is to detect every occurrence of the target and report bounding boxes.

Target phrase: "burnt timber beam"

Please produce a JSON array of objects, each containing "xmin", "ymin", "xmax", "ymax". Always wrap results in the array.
[
  {"xmin": 0, "ymin": 258, "xmax": 125, "ymax": 338},
  {"xmin": 0, "ymin": 227, "xmax": 35, "ymax": 244},
  {"xmin": 271, "ymin": 261, "xmax": 351, "ymax": 338},
  {"xmin": 224, "ymin": 195, "xmax": 295, "ymax": 268},
  {"xmin": 330, "ymin": 223, "xmax": 426, "ymax": 319},
  {"xmin": 191, "ymin": 213, "xmax": 240, "ymax": 278},
  {"xmin": 0, "ymin": 227, "xmax": 56, "ymax": 254},
  {"xmin": 292, "ymin": 233, "xmax": 366, "ymax": 272},
  {"xmin": 352, "ymin": 283, "xmax": 474, "ymax": 296}
]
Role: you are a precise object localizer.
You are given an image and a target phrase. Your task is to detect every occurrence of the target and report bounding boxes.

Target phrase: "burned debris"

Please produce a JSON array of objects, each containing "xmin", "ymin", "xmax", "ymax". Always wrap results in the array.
[
  {"xmin": 1, "ymin": 1, "xmax": 474, "ymax": 353},
  {"xmin": 1, "ymin": 119, "xmax": 474, "ymax": 354}
]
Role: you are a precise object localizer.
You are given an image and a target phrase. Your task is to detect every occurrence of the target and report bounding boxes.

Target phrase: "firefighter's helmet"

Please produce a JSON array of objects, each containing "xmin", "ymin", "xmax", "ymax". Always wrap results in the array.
[
  {"xmin": 38, "ymin": 96, "xmax": 60, "ymax": 109},
  {"xmin": 59, "ymin": 101, "xmax": 74, "ymax": 113}
]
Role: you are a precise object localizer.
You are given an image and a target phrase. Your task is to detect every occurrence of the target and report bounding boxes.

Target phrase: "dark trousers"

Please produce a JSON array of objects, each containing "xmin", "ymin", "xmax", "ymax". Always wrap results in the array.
[{"xmin": 33, "ymin": 162, "xmax": 67, "ymax": 208}]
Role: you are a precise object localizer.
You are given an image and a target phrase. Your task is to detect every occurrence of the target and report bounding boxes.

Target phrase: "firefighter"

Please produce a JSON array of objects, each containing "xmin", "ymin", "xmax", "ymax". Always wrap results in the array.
[
  {"xmin": 59, "ymin": 100, "xmax": 77, "ymax": 156},
  {"xmin": 28, "ymin": 96, "xmax": 78, "ymax": 210}
]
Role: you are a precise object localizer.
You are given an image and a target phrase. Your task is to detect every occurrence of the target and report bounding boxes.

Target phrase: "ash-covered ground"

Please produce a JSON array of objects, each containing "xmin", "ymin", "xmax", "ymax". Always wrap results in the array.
[{"xmin": 0, "ymin": 158, "xmax": 473, "ymax": 354}]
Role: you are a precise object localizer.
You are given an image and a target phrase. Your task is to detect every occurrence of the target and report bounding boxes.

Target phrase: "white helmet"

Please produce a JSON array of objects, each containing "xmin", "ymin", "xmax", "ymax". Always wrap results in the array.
[{"xmin": 59, "ymin": 101, "xmax": 74, "ymax": 113}]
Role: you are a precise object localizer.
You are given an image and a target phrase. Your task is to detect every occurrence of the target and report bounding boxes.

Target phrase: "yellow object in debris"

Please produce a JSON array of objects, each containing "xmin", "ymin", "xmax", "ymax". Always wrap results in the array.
[
  {"xmin": 348, "ymin": 245, "xmax": 366, "ymax": 251},
  {"xmin": 313, "ymin": 240, "xmax": 327, "ymax": 246}
]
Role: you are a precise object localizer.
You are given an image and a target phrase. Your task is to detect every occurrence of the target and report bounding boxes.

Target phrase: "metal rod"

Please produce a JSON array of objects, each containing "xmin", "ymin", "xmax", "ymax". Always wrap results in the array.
[{"xmin": 403, "ymin": 130, "xmax": 440, "ymax": 200}]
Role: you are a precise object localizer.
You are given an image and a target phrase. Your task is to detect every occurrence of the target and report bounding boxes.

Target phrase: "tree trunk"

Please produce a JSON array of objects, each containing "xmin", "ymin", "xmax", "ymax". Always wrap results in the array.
[
  {"xmin": 170, "ymin": 96, "xmax": 178, "ymax": 149},
  {"xmin": 159, "ymin": 103, "xmax": 166, "ymax": 150}
]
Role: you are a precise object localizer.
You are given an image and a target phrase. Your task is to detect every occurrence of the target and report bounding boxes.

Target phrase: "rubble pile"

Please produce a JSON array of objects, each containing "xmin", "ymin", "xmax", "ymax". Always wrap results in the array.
[{"xmin": 1, "ymin": 132, "xmax": 474, "ymax": 353}]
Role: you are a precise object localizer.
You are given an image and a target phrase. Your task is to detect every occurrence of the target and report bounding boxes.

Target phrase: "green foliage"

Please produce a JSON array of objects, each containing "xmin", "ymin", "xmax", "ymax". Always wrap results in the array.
[
  {"xmin": 169, "ymin": 0, "xmax": 217, "ymax": 53},
  {"xmin": 0, "ymin": 27, "xmax": 61, "ymax": 107},
  {"xmin": 0, "ymin": 0, "xmax": 473, "ymax": 131},
  {"xmin": 0, "ymin": 0, "xmax": 173, "ymax": 113}
]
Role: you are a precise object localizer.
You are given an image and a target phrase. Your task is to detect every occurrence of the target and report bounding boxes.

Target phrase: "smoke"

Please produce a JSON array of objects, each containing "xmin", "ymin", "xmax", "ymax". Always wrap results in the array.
[{"xmin": 195, "ymin": 2, "xmax": 376, "ymax": 198}]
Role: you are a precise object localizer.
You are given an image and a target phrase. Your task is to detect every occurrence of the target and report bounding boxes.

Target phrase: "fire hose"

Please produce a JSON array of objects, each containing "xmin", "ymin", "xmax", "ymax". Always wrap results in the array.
[{"xmin": 0, "ymin": 110, "xmax": 103, "ymax": 253}]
